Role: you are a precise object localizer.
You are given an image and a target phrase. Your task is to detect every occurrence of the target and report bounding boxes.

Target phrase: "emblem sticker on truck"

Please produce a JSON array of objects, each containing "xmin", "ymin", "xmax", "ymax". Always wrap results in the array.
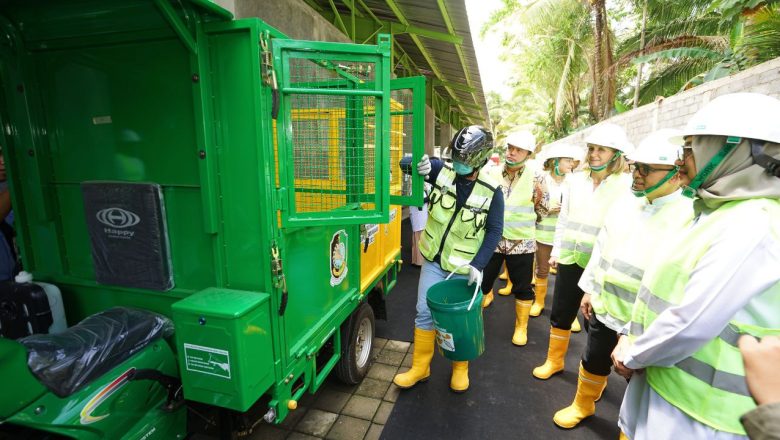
[
  {"xmin": 183, "ymin": 343, "xmax": 232, "ymax": 379},
  {"xmin": 330, "ymin": 230, "xmax": 349, "ymax": 286},
  {"xmin": 80, "ymin": 368, "xmax": 135, "ymax": 424}
]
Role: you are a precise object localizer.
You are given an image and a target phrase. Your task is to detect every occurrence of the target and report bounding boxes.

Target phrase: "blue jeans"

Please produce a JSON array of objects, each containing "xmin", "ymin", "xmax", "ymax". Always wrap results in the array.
[{"xmin": 415, "ymin": 259, "xmax": 469, "ymax": 330}]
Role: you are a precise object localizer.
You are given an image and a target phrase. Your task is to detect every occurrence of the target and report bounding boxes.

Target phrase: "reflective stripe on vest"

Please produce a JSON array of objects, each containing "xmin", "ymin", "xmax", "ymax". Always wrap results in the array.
[
  {"xmin": 558, "ymin": 172, "xmax": 630, "ymax": 268},
  {"xmin": 497, "ymin": 167, "xmax": 536, "ymax": 240},
  {"xmin": 419, "ymin": 166, "xmax": 499, "ymax": 274},
  {"xmin": 536, "ymin": 214, "xmax": 557, "ymax": 244},
  {"xmin": 628, "ymin": 198, "xmax": 780, "ymax": 435},
  {"xmin": 590, "ymin": 194, "xmax": 693, "ymax": 329}
]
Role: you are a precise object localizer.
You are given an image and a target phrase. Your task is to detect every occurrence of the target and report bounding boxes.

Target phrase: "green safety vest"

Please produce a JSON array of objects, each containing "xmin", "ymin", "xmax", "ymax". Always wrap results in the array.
[
  {"xmin": 629, "ymin": 198, "xmax": 780, "ymax": 435},
  {"xmin": 590, "ymin": 193, "xmax": 693, "ymax": 329},
  {"xmin": 493, "ymin": 166, "xmax": 536, "ymax": 241},
  {"xmin": 419, "ymin": 165, "xmax": 500, "ymax": 274},
  {"xmin": 536, "ymin": 214, "xmax": 557, "ymax": 244},
  {"xmin": 558, "ymin": 172, "xmax": 631, "ymax": 268},
  {"xmin": 536, "ymin": 173, "xmax": 564, "ymax": 245}
]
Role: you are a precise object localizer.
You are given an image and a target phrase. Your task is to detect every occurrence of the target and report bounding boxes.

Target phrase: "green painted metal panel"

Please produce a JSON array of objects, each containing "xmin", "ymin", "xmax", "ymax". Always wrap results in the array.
[
  {"xmin": 281, "ymin": 224, "xmax": 359, "ymax": 362},
  {"xmin": 0, "ymin": 339, "xmax": 46, "ymax": 419},
  {"xmin": 173, "ymin": 288, "xmax": 274, "ymax": 411},
  {"xmin": 206, "ymin": 25, "xmax": 272, "ymax": 291},
  {"xmin": 389, "ymin": 75, "xmax": 425, "ymax": 207},
  {"xmin": 37, "ymin": 40, "xmax": 199, "ymax": 186}
]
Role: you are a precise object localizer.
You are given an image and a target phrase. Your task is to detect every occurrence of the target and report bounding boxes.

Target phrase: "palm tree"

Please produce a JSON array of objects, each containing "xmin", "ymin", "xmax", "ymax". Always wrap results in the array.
[{"xmin": 616, "ymin": 1, "xmax": 780, "ymax": 105}]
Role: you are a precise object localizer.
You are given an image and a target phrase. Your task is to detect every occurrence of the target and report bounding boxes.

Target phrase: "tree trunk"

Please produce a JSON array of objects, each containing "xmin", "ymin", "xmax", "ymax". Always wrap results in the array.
[{"xmin": 587, "ymin": 0, "xmax": 614, "ymax": 121}]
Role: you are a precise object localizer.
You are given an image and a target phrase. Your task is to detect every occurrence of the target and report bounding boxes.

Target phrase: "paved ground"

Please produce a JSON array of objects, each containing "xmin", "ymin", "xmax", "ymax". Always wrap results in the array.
[
  {"xmin": 250, "ymin": 218, "xmax": 625, "ymax": 440},
  {"xmin": 249, "ymin": 337, "xmax": 412, "ymax": 440}
]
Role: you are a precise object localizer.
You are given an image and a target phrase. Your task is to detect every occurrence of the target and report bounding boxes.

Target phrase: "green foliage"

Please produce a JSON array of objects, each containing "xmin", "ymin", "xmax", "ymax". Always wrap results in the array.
[{"xmin": 482, "ymin": 0, "xmax": 780, "ymax": 145}]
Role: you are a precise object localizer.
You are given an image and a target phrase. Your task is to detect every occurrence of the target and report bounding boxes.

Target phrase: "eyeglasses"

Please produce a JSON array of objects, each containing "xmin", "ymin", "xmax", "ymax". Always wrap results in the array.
[{"xmin": 629, "ymin": 163, "xmax": 677, "ymax": 177}]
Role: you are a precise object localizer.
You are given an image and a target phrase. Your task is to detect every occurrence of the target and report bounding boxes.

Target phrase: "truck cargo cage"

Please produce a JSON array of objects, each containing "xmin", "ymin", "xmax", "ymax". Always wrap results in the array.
[{"xmin": 274, "ymin": 37, "xmax": 393, "ymax": 227}]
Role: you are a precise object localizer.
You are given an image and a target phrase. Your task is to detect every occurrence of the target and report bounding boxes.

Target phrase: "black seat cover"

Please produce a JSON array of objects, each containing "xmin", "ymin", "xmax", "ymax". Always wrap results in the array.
[{"xmin": 20, "ymin": 307, "xmax": 173, "ymax": 397}]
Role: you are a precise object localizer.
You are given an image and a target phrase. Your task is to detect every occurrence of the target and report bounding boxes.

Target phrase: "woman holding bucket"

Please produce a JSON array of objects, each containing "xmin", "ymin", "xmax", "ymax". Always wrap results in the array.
[
  {"xmin": 533, "ymin": 122, "xmax": 633, "ymax": 381},
  {"xmin": 393, "ymin": 125, "xmax": 504, "ymax": 393},
  {"xmin": 531, "ymin": 143, "xmax": 582, "ymax": 318}
]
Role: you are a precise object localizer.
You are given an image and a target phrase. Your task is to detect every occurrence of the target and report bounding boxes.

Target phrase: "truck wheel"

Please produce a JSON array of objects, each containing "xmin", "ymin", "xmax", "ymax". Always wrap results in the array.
[{"xmin": 336, "ymin": 302, "xmax": 375, "ymax": 384}]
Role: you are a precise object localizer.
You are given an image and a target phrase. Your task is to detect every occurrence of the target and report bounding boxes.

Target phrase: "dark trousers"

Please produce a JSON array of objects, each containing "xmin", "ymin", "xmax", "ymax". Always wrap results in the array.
[
  {"xmin": 549, "ymin": 263, "xmax": 585, "ymax": 329},
  {"xmin": 481, "ymin": 252, "xmax": 535, "ymax": 301},
  {"xmin": 582, "ymin": 315, "xmax": 619, "ymax": 376}
]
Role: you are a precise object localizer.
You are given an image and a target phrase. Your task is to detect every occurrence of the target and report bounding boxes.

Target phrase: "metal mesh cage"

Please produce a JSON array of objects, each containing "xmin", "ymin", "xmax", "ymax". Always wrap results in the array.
[
  {"xmin": 285, "ymin": 57, "xmax": 380, "ymax": 214},
  {"xmin": 390, "ymin": 88, "xmax": 414, "ymax": 198}
]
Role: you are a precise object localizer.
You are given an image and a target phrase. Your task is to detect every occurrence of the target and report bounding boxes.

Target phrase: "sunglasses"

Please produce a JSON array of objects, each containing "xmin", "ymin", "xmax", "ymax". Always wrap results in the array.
[{"xmin": 629, "ymin": 163, "xmax": 677, "ymax": 177}]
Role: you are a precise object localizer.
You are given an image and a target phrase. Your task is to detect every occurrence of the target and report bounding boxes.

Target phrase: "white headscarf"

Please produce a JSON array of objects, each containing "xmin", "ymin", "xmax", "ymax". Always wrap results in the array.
[{"xmin": 692, "ymin": 135, "xmax": 780, "ymax": 212}]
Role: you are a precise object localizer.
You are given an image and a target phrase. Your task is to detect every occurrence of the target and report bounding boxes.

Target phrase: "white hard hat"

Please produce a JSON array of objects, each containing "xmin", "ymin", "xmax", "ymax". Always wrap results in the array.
[
  {"xmin": 584, "ymin": 122, "xmax": 634, "ymax": 154},
  {"xmin": 505, "ymin": 130, "xmax": 536, "ymax": 152},
  {"xmin": 627, "ymin": 129, "xmax": 683, "ymax": 166},
  {"xmin": 538, "ymin": 143, "xmax": 584, "ymax": 162},
  {"xmin": 679, "ymin": 93, "xmax": 780, "ymax": 144}
]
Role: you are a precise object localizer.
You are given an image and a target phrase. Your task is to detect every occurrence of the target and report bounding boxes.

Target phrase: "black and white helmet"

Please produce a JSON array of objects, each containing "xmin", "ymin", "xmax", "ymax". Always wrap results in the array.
[{"xmin": 449, "ymin": 125, "xmax": 494, "ymax": 168}]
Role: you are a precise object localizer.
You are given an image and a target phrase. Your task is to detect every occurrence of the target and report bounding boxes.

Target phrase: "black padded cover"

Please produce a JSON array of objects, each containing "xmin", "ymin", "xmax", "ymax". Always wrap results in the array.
[
  {"xmin": 81, "ymin": 182, "xmax": 174, "ymax": 291},
  {"xmin": 20, "ymin": 307, "xmax": 173, "ymax": 397},
  {"xmin": 0, "ymin": 281, "xmax": 52, "ymax": 339}
]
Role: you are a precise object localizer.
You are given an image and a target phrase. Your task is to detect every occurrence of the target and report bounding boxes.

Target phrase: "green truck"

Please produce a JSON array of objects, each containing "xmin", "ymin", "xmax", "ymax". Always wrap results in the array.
[{"xmin": 0, "ymin": 1, "xmax": 425, "ymax": 438}]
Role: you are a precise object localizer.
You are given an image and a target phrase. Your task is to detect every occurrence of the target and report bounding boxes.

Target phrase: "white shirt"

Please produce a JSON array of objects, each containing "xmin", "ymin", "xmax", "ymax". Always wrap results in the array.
[{"xmin": 619, "ymin": 202, "xmax": 780, "ymax": 440}]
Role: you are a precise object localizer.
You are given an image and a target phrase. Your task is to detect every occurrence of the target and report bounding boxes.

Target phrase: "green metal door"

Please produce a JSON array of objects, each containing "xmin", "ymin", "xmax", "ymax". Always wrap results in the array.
[
  {"xmin": 389, "ymin": 76, "xmax": 426, "ymax": 207},
  {"xmin": 273, "ymin": 35, "xmax": 392, "ymax": 228}
]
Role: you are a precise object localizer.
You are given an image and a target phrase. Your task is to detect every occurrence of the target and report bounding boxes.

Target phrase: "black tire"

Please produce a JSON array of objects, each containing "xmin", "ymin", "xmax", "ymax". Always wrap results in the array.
[{"xmin": 336, "ymin": 302, "xmax": 375, "ymax": 384}]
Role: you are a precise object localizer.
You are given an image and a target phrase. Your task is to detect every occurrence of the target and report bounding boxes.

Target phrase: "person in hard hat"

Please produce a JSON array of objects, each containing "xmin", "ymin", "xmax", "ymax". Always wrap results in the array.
[
  {"xmin": 550, "ymin": 129, "xmax": 694, "ymax": 429},
  {"xmin": 612, "ymin": 93, "xmax": 780, "ymax": 439},
  {"xmin": 394, "ymin": 125, "xmax": 504, "ymax": 393},
  {"xmin": 478, "ymin": 131, "xmax": 548, "ymax": 347},
  {"xmin": 533, "ymin": 122, "xmax": 633, "ymax": 381},
  {"xmin": 531, "ymin": 143, "xmax": 583, "ymax": 318}
]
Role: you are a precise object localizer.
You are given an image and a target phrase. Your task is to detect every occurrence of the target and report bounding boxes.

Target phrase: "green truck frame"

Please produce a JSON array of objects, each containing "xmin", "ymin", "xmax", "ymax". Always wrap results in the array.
[{"xmin": 0, "ymin": 0, "xmax": 425, "ymax": 437}]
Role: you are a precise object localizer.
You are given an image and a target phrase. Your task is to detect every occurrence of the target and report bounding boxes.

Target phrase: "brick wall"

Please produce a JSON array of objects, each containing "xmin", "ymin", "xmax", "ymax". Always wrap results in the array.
[{"xmin": 548, "ymin": 57, "xmax": 780, "ymax": 148}]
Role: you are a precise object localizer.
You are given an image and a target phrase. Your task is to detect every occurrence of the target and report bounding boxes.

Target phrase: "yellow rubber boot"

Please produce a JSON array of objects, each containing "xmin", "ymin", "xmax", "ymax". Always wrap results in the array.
[
  {"xmin": 393, "ymin": 328, "xmax": 436, "ymax": 388},
  {"xmin": 450, "ymin": 361, "xmax": 469, "ymax": 392},
  {"xmin": 530, "ymin": 277, "xmax": 548, "ymax": 317},
  {"xmin": 498, "ymin": 279, "xmax": 513, "ymax": 296},
  {"xmin": 553, "ymin": 364, "xmax": 608, "ymax": 428},
  {"xmin": 481, "ymin": 290, "xmax": 494, "ymax": 308},
  {"xmin": 512, "ymin": 300, "xmax": 533, "ymax": 346},
  {"xmin": 532, "ymin": 327, "xmax": 571, "ymax": 379},
  {"xmin": 499, "ymin": 263, "xmax": 508, "ymax": 280},
  {"xmin": 571, "ymin": 316, "xmax": 582, "ymax": 333}
]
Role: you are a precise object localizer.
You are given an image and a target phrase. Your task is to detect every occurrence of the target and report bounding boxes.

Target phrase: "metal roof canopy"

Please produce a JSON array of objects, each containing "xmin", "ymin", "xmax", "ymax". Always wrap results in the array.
[{"xmin": 308, "ymin": 0, "xmax": 489, "ymax": 127}]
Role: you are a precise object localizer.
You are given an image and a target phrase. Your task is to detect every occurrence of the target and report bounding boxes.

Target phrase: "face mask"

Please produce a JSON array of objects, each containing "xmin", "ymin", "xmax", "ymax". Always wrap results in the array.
[{"xmin": 453, "ymin": 161, "xmax": 474, "ymax": 175}]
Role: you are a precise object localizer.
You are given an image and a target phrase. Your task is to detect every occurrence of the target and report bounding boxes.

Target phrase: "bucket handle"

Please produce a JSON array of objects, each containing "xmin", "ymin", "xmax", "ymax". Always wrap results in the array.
[{"xmin": 445, "ymin": 264, "xmax": 481, "ymax": 312}]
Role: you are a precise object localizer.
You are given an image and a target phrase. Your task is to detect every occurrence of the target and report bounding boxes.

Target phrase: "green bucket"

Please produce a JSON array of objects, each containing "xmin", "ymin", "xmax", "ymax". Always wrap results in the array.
[{"xmin": 426, "ymin": 278, "xmax": 485, "ymax": 361}]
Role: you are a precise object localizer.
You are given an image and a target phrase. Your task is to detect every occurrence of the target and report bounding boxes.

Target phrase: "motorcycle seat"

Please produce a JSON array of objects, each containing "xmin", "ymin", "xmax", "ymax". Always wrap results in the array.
[{"xmin": 19, "ymin": 307, "xmax": 173, "ymax": 397}]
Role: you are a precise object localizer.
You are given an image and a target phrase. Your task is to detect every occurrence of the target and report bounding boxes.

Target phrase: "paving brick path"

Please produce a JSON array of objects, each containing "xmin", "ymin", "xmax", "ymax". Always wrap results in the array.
[{"xmin": 250, "ymin": 337, "xmax": 411, "ymax": 440}]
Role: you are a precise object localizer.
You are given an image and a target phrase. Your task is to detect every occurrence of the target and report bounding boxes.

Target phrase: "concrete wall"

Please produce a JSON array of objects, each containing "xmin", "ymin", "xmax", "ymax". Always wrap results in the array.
[
  {"xmin": 549, "ymin": 57, "xmax": 780, "ymax": 148},
  {"xmin": 231, "ymin": 0, "xmax": 350, "ymax": 43}
]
